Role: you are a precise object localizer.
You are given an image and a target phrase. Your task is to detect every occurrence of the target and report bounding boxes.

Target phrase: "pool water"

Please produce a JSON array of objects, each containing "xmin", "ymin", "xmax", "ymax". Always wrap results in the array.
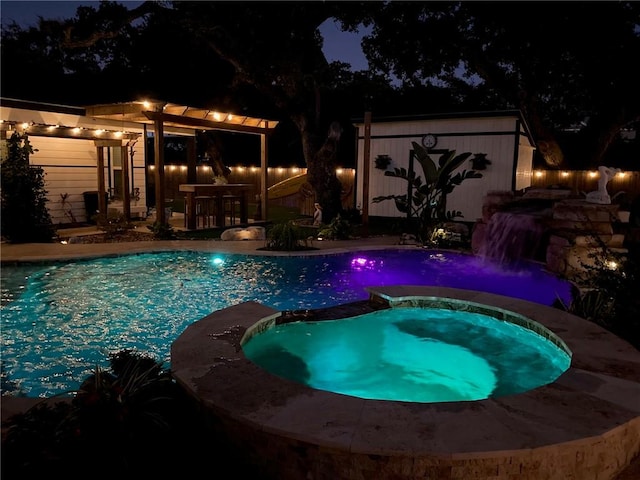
[
  {"xmin": 0, "ymin": 249, "xmax": 573, "ymax": 397},
  {"xmin": 242, "ymin": 307, "xmax": 571, "ymax": 402}
]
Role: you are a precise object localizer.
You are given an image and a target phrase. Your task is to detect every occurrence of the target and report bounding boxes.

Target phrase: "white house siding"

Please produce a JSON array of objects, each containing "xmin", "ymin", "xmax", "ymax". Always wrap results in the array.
[
  {"xmin": 1, "ymin": 104, "xmax": 147, "ymax": 225},
  {"xmin": 355, "ymin": 112, "xmax": 534, "ymax": 223},
  {"xmin": 27, "ymin": 136, "xmax": 147, "ymax": 224},
  {"xmin": 30, "ymin": 137, "xmax": 100, "ymax": 224}
]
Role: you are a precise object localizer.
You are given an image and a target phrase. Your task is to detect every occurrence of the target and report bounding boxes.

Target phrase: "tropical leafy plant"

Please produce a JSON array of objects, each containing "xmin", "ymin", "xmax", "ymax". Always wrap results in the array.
[
  {"xmin": 147, "ymin": 220, "xmax": 176, "ymax": 240},
  {"xmin": 59, "ymin": 193, "xmax": 78, "ymax": 224},
  {"xmin": 264, "ymin": 220, "xmax": 309, "ymax": 251},
  {"xmin": 374, "ymin": 154, "xmax": 392, "ymax": 170},
  {"xmin": 95, "ymin": 209, "xmax": 132, "ymax": 238},
  {"xmin": 317, "ymin": 213, "xmax": 353, "ymax": 240},
  {"xmin": 554, "ymin": 241, "xmax": 640, "ymax": 349},
  {"xmin": 0, "ymin": 131, "xmax": 55, "ymax": 243},
  {"xmin": 372, "ymin": 141, "xmax": 482, "ymax": 243},
  {"xmin": 2, "ymin": 350, "xmax": 191, "ymax": 475}
]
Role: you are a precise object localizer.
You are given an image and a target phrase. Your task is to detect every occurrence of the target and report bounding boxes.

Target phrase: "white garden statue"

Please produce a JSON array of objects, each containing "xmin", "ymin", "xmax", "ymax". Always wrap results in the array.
[
  {"xmin": 313, "ymin": 202, "xmax": 323, "ymax": 226},
  {"xmin": 585, "ymin": 166, "xmax": 621, "ymax": 204}
]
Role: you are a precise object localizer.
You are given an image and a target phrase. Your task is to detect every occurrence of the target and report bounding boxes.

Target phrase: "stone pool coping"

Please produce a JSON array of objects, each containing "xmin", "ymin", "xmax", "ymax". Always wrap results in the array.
[{"xmin": 171, "ymin": 286, "xmax": 640, "ymax": 480}]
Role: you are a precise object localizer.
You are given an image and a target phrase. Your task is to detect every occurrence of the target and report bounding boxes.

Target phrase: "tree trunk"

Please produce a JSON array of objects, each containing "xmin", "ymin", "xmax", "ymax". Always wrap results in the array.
[
  {"xmin": 519, "ymin": 96, "xmax": 566, "ymax": 168},
  {"xmin": 300, "ymin": 121, "xmax": 343, "ymax": 222}
]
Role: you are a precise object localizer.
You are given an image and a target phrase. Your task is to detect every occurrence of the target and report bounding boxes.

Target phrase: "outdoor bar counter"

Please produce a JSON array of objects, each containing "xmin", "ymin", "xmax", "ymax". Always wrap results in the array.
[{"xmin": 179, "ymin": 183, "xmax": 253, "ymax": 229}]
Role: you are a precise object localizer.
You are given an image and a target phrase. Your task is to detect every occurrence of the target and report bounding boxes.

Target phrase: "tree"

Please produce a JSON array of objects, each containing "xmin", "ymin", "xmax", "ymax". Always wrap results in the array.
[
  {"xmin": 355, "ymin": 1, "xmax": 640, "ymax": 169},
  {"xmin": 1, "ymin": 131, "xmax": 55, "ymax": 243},
  {"xmin": 6, "ymin": 1, "xmax": 369, "ymax": 222}
]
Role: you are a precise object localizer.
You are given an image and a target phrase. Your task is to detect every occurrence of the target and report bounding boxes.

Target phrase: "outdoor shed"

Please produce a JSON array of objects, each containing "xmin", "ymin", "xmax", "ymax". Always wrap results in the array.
[{"xmin": 353, "ymin": 110, "xmax": 536, "ymax": 223}]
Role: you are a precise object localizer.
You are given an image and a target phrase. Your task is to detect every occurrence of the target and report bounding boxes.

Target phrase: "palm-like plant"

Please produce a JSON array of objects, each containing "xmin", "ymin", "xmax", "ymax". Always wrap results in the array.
[
  {"xmin": 372, "ymin": 141, "xmax": 483, "ymax": 243},
  {"xmin": 3, "ymin": 350, "xmax": 187, "ymax": 475}
]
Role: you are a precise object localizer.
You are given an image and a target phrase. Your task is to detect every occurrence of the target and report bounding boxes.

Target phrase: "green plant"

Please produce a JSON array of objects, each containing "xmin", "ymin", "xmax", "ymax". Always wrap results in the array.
[
  {"xmin": 265, "ymin": 220, "xmax": 308, "ymax": 250},
  {"xmin": 556, "ymin": 245, "xmax": 640, "ymax": 349},
  {"xmin": 147, "ymin": 220, "xmax": 176, "ymax": 239},
  {"xmin": 59, "ymin": 192, "xmax": 77, "ymax": 224},
  {"xmin": 372, "ymin": 142, "xmax": 482, "ymax": 244},
  {"xmin": 427, "ymin": 223, "xmax": 470, "ymax": 249},
  {"xmin": 374, "ymin": 154, "xmax": 392, "ymax": 170},
  {"xmin": 95, "ymin": 209, "xmax": 132, "ymax": 238},
  {"xmin": 0, "ymin": 131, "xmax": 55, "ymax": 243},
  {"xmin": 317, "ymin": 213, "xmax": 353, "ymax": 240},
  {"xmin": 2, "ymin": 350, "xmax": 189, "ymax": 475},
  {"xmin": 559, "ymin": 288, "xmax": 611, "ymax": 323},
  {"xmin": 470, "ymin": 153, "xmax": 492, "ymax": 170}
]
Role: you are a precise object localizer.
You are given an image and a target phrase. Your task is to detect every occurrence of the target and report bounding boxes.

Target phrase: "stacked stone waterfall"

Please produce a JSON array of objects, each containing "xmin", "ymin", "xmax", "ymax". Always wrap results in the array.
[{"xmin": 472, "ymin": 189, "xmax": 627, "ymax": 280}]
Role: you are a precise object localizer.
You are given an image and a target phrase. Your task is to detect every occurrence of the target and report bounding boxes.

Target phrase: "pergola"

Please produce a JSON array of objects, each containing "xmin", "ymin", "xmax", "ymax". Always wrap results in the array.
[{"xmin": 85, "ymin": 100, "xmax": 279, "ymax": 225}]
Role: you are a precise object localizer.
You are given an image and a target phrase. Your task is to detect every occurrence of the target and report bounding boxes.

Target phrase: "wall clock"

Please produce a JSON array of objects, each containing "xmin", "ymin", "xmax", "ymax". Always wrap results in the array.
[{"xmin": 421, "ymin": 133, "xmax": 437, "ymax": 149}]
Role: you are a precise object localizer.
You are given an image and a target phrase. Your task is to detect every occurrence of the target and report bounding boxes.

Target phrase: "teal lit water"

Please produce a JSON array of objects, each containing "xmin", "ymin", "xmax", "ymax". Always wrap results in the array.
[
  {"xmin": 0, "ymin": 249, "xmax": 573, "ymax": 397},
  {"xmin": 242, "ymin": 307, "xmax": 571, "ymax": 403}
]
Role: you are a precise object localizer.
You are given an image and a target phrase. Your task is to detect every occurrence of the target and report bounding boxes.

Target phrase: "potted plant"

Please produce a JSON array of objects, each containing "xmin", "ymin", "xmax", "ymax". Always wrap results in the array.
[{"xmin": 374, "ymin": 154, "xmax": 392, "ymax": 170}]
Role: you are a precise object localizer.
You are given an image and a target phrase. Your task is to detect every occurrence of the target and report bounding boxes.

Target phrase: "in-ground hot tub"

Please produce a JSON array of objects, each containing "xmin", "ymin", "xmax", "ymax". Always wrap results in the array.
[
  {"xmin": 171, "ymin": 286, "xmax": 640, "ymax": 480},
  {"xmin": 241, "ymin": 295, "xmax": 571, "ymax": 404}
]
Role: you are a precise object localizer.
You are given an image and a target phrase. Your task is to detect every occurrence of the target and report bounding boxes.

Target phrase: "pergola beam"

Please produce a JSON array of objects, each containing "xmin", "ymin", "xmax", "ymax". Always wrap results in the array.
[
  {"xmin": 87, "ymin": 100, "xmax": 279, "ymax": 228},
  {"xmin": 142, "ymin": 111, "xmax": 277, "ymax": 136}
]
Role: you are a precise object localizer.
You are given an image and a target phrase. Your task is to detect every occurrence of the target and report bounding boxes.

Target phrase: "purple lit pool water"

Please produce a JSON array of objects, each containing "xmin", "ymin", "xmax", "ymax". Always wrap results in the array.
[{"xmin": 0, "ymin": 249, "xmax": 572, "ymax": 397}]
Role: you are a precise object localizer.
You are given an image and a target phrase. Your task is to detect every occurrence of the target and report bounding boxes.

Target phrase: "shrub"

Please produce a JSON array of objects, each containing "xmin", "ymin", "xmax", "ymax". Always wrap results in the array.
[
  {"xmin": 147, "ymin": 220, "xmax": 176, "ymax": 240},
  {"xmin": 317, "ymin": 213, "xmax": 353, "ymax": 240},
  {"xmin": 2, "ymin": 350, "xmax": 191, "ymax": 476},
  {"xmin": 95, "ymin": 209, "xmax": 132, "ymax": 238},
  {"xmin": 265, "ymin": 221, "xmax": 308, "ymax": 250},
  {"xmin": 557, "ymin": 245, "xmax": 640, "ymax": 349},
  {"xmin": 1, "ymin": 131, "xmax": 55, "ymax": 243}
]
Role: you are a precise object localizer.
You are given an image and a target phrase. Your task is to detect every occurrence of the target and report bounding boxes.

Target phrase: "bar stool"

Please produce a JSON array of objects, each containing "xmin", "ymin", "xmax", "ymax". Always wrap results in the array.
[
  {"xmin": 195, "ymin": 195, "xmax": 216, "ymax": 228},
  {"xmin": 222, "ymin": 195, "xmax": 242, "ymax": 225}
]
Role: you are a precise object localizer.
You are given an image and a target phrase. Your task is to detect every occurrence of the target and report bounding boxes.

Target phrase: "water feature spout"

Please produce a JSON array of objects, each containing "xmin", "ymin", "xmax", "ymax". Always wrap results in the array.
[{"xmin": 479, "ymin": 211, "xmax": 546, "ymax": 266}]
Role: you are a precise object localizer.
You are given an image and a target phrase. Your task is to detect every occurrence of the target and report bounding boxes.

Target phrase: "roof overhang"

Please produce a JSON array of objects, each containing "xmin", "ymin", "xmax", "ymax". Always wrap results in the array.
[{"xmin": 85, "ymin": 100, "xmax": 279, "ymax": 135}]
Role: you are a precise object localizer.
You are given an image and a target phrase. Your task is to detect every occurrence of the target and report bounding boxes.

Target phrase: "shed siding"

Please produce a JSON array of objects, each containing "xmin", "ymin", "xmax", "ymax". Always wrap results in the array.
[{"xmin": 355, "ymin": 113, "xmax": 533, "ymax": 222}]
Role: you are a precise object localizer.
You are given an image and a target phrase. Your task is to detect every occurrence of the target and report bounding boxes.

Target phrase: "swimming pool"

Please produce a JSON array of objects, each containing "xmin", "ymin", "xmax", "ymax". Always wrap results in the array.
[{"xmin": 0, "ymin": 249, "xmax": 573, "ymax": 397}]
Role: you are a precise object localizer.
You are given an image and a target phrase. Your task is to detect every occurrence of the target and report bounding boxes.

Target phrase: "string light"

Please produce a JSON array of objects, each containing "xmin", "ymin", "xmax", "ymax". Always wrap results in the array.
[{"xmin": 0, "ymin": 120, "xmax": 138, "ymax": 140}]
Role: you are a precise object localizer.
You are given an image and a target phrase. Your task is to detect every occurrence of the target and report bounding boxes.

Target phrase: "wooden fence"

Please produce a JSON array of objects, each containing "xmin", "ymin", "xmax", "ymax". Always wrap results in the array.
[
  {"xmin": 147, "ymin": 165, "xmax": 638, "ymax": 216},
  {"xmin": 148, "ymin": 165, "xmax": 356, "ymax": 215},
  {"xmin": 530, "ymin": 169, "xmax": 640, "ymax": 205}
]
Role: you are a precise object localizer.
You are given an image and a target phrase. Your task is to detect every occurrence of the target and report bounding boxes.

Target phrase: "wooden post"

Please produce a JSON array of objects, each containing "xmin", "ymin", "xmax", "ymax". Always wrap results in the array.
[
  {"xmin": 121, "ymin": 144, "xmax": 131, "ymax": 220},
  {"xmin": 260, "ymin": 127, "xmax": 269, "ymax": 221},
  {"xmin": 96, "ymin": 146, "xmax": 107, "ymax": 219},
  {"xmin": 186, "ymin": 135, "xmax": 197, "ymax": 184},
  {"xmin": 154, "ymin": 117, "xmax": 166, "ymax": 225},
  {"xmin": 362, "ymin": 111, "xmax": 372, "ymax": 237}
]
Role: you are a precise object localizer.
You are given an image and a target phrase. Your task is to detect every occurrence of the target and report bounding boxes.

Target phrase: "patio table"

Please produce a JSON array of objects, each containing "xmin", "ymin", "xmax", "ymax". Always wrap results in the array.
[{"xmin": 179, "ymin": 183, "xmax": 253, "ymax": 230}]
